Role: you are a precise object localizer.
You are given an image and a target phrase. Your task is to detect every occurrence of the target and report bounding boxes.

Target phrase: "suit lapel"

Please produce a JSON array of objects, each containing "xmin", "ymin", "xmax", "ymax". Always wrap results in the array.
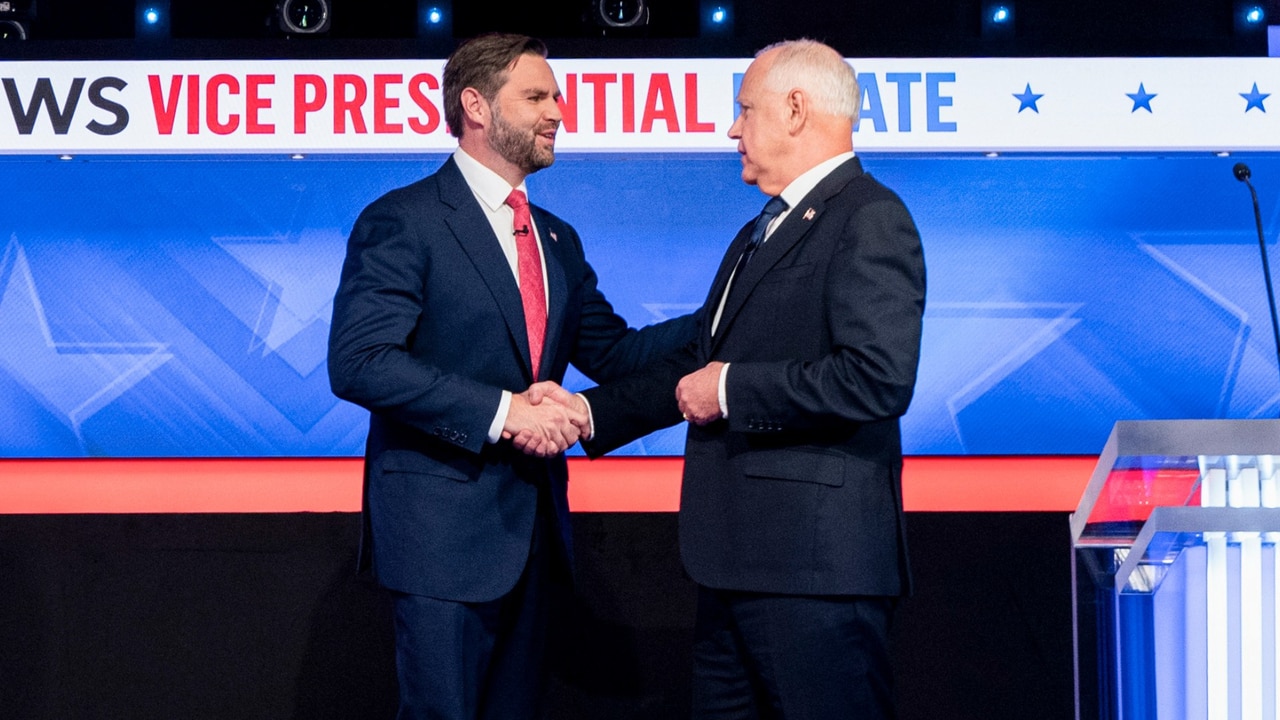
[
  {"xmin": 438, "ymin": 158, "xmax": 536, "ymax": 379},
  {"xmin": 531, "ymin": 207, "xmax": 568, "ymax": 382},
  {"xmin": 701, "ymin": 222, "xmax": 753, "ymax": 356},
  {"xmin": 711, "ymin": 157, "xmax": 864, "ymax": 352}
]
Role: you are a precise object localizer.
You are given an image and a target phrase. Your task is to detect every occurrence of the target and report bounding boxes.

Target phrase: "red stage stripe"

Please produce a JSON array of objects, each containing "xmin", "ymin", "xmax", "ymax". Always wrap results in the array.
[{"xmin": 0, "ymin": 456, "xmax": 1096, "ymax": 514}]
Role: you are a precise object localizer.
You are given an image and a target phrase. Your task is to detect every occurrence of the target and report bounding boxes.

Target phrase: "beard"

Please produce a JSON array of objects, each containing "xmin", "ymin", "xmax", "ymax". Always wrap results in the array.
[{"xmin": 488, "ymin": 104, "xmax": 556, "ymax": 175}]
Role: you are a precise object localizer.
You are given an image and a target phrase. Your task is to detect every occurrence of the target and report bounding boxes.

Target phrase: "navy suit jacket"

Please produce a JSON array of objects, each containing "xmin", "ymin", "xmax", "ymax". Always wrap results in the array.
[
  {"xmin": 583, "ymin": 157, "xmax": 926, "ymax": 597},
  {"xmin": 328, "ymin": 157, "xmax": 694, "ymax": 603}
]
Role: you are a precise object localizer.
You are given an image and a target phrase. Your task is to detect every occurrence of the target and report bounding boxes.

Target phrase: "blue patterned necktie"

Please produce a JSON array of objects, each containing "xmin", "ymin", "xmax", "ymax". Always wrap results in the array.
[{"xmin": 734, "ymin": 195, "xmax": 788, "ymax": 276}]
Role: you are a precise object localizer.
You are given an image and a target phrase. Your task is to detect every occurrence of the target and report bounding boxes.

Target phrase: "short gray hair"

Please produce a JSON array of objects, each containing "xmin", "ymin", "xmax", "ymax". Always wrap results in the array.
[{"xmin": 757, "ymin": 39, "xmax": 860, "ymax": 123}]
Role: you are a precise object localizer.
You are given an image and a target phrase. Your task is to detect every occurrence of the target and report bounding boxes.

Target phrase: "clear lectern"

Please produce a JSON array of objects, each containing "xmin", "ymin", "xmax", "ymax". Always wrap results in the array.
[{"xmin": 1072, "ymin": 419, "xmax": 1280, "ymax": 720}]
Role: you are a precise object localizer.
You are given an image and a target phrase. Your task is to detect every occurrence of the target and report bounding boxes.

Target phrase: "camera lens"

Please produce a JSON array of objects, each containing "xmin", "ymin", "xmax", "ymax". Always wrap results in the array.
[
  {"xmin": 598, "ymin": 0, "xmax": 646, "ymax": 27},
  {"xmin": 282, "ymin": 0, "xmax": 328, "ymax": 34},
  {"xmin": 0, "ymin": 19, "xmax": 26, "ymax": 40}
]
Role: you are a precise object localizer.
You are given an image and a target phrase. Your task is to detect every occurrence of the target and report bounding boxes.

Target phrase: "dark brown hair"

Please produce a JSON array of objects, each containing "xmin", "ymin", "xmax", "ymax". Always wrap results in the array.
[{"xmin": 442, "ymin": 33, "xmax": 548, "ymax": 139}]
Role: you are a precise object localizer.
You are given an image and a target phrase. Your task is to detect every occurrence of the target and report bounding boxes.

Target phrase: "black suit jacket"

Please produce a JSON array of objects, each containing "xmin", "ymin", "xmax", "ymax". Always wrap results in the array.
[
  {"xmin": 328, "ymin": 157, "xmax": 694, "ymax": 603},
  {"xmin": 583, "ymin": 157, "xmax": 926, "ymax": 597}
]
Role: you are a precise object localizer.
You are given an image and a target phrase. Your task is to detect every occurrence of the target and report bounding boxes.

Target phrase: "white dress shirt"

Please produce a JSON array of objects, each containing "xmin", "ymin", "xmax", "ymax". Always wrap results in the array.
[{"xmin": 451, "ymin": 148, "xmax": 550, "ymax": 443}]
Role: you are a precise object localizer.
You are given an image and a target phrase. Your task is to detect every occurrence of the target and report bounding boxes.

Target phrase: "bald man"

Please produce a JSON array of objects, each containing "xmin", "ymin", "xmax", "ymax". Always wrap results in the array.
[{"xmin": 536, "ymin": 39, "xmax": 927, "ymax": 718}]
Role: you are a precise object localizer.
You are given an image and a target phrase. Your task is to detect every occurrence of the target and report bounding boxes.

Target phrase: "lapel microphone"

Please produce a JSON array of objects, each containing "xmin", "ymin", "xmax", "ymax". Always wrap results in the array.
[{"xmin": 514, "ymin": 225, "xmax": 530, "ymax": 236}]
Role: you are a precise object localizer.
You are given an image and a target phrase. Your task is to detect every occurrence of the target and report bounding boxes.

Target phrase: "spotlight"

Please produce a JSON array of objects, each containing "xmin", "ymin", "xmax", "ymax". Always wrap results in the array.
[
  {"xmin": 0, "ymin": 0, "xmax": 34, "ymax": 40},
  {"xmin": 417, "ymin": 0, "xmax": 450, "ymax": 37},
  {"xmin": 980, "ymin": 0, "xmax": 1015, "ymax": 40},
  {"xmin": 1234, "ymin": 0, "xmax": 1268, "ymax": 35},
  {"xmin": 592, "ymin": 0, "xmax": 648, "ymax": 29},
  {"xmin": 276, "ymin": 0, "xmax": 331, "ymax": 36},
  {"xmin": 135, "ymin": 0, "xmax": 169, "ymax": 39},
  {"xmin": 699, "ymin": 0, "xmax": 732, "ymax": 36}
]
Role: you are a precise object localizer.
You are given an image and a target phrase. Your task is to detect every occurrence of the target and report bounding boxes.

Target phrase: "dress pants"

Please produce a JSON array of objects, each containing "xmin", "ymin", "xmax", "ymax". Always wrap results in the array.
[
  {"xmin": 691, "ymin": 586, "xmax": 897, "ymax": 720},
  {"xmin": 390, "ymin": 485, "xmax": 566, "ymax": 720}
]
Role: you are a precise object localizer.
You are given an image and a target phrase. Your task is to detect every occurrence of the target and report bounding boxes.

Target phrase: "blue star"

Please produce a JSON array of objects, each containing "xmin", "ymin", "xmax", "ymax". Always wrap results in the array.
[
  {"xmin": 1241, "ymin": 83, "xmax": 1269, "ymax": 113},
  {"xmin": 1012, "ymin": 83, "xmax": 1044, "ymax": 113},
  {"xmin": 1126, "ymin": 83, "xmax": 1157, "ymax": 113}
]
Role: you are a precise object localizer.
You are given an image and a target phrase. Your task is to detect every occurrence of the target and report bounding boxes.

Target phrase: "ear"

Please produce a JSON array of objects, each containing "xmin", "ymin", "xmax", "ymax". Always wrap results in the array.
[
  {"xmin": 785, "ymin": 88, "xmax": 807, "ymax": 135},
  {"xmin": 460, "ymin": 87, "xmax": 489, "ymax": 130}
]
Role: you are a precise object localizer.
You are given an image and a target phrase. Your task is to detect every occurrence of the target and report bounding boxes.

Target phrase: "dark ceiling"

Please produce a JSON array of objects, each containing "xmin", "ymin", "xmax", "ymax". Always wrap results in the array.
[{"xmin": 1, "ymin": 0, "xmax": 1276, "ymax": 59}]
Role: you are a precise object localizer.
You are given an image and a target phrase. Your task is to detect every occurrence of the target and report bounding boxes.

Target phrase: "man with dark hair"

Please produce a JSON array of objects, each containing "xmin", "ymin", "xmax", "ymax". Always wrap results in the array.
[{"xmin": 327, "ymin": 33, "xmax": 693, "ymax": 720}]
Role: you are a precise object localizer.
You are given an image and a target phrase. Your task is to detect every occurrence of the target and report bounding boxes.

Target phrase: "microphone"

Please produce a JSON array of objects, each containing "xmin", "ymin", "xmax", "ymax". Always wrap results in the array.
[
  {"xmin": 514, "ymin": 225, "xmax": 530, "ymax": 236},
  {"xmin": 1233, "ymin": 162, "xmax": 1280, "ymax": 398}
]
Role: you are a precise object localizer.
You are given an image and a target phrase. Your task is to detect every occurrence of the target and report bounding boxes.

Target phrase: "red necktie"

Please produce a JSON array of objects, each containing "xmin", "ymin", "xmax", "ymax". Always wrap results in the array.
[{"xmin": 505, "ymin": 189, "xmax": 546, "ymax": 379}]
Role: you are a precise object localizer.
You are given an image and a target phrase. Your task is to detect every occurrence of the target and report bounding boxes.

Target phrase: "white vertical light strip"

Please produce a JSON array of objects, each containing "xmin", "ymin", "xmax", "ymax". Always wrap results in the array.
[
  {"xmin": 1259, "ymin": 454, "xmax": 1280, "ymax": 720},
  {"xmin": 1230, "ymin": 457, "xmax": 1264, "ymax": 720},
  {"xmin": 1242, "ymin": 533, "xmax": 1263, "ymax": 720},
  {"xmin": 1202, "ymin": 456, "xmax": 1230, "ymax": 720}
]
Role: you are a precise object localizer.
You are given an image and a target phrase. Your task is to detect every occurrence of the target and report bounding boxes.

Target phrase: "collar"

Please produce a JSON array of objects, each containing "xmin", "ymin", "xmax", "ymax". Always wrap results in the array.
[
  {"xmin": 778, "ymin": 151, "xmax": 856, "ymax": 209},
  {"xmin": 452, "ymin": 148, "xmax": 528, "ymax": 212}
]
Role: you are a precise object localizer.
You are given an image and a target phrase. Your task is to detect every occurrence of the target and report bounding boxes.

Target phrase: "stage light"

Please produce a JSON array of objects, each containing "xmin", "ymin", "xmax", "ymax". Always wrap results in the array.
[
  {"xmin": 276, "ymin": 0, "xmax": 331, "ymax": 36},
  {"xmin": 981, "ymin": 0, "xmax": 1015, "ymax": 40},
  {"xmin": 593, "ymin": 0, "xmax": 649, "ymax": 29},
  {"xmin": 135, "ymin": 0, "xmax": 169, "ymax": 39},
  {"xmin": 1234, "ymin": 0, "xmax": 1268, "ymax": 35},
  {"xmin": 417, "ymin": 0, "xmax": 450, "ymax": 37},
  {"xmin": 699, "ymin": 0, "xmax": 732, "ymax": 36},
  {"xmin": 0, "ymin": 0, "xmax": 34, "ymax": 40}
]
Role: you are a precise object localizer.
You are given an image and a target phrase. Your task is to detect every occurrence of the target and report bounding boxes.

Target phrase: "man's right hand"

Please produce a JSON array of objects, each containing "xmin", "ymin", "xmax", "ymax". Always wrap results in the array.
[{"xmin": 502, "ymin": 383, "xmax": 589, "ymax": 457}]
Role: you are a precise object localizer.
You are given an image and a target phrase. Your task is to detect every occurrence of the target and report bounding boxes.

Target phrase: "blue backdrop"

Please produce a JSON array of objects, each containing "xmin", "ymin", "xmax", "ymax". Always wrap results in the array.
[{"xmin": 2, "ymin": 152, "xmax": 1277, "ymax": 457}]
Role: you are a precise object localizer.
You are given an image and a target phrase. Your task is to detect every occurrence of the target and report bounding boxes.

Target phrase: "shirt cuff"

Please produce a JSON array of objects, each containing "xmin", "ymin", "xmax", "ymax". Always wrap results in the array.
[
  {"xmin": 487, "ymin": 390, "xmax": 512, "ymax": 444},
  {"xmin": 576, "ymin": 393, "xmax": 595, "ymax": 440},
  {"xmin": 718, "ymin": 362, "xmax": 730, "ymax": 418}
]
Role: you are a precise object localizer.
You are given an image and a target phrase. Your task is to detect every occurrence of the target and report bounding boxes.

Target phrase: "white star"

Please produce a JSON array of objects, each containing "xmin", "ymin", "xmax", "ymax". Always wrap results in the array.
[
  {"xmin": 1137, "ymin": 234, "xmax": 1277, "ymax": 417},
  {"xmin": 906, "ymin": 302, "xmax": 1083, "ymax": 453},
  {"xmin": 641, "ymin": 302, "xmax": 701, "ymax": 322},
  {"xmin": 0, "ymin": 236, "xmax": 172, "ymax": 439},
  {"xmin": 211, "ymin": 229, "xmax": 347, "ymax": 376}
]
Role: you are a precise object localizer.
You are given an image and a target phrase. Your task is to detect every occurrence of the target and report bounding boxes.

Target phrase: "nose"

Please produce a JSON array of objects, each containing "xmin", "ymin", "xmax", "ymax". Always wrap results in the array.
[
  {"xmin": 547, "ymin": 96, "xmax": 564, "ymax": 123},
  {"xmin": 727, "ymin": 112, "xmax": 742, "ymax": 139}
]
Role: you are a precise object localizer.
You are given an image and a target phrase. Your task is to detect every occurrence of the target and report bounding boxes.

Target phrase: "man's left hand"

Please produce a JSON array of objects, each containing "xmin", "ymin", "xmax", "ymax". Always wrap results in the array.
[{"xmin": 676, "ymin": 361, "xmax": 725, "ymax": 425}]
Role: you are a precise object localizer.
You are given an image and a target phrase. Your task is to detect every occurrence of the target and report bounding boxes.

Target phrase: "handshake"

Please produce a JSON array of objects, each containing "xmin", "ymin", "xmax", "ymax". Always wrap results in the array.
[{"xmin": 501, "ymin": 381, "xmax": 591, "ymax": 458}]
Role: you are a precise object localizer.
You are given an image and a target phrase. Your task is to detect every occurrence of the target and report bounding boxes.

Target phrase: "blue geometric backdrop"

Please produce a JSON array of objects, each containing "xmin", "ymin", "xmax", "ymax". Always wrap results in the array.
[{"xmin": 2, "ymin": 152, "xmax": 1277, "ymax": 457}]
